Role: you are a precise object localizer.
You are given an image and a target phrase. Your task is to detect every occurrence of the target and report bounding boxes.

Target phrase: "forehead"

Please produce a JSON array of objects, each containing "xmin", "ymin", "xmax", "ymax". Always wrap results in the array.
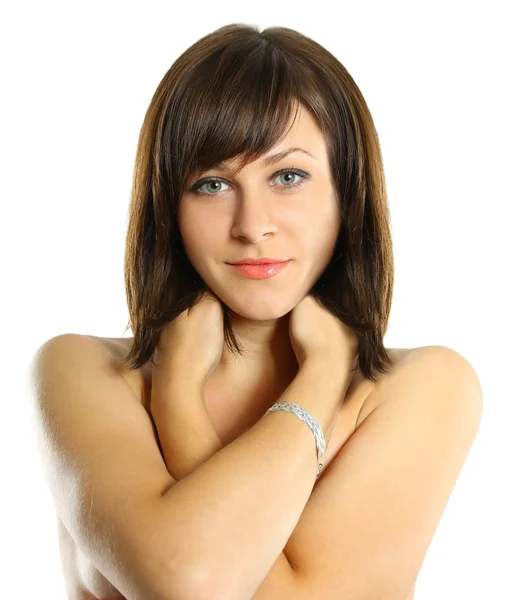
[{"xmin": 214, "ymin": 105, "xmax": 327, "ymax": 171}]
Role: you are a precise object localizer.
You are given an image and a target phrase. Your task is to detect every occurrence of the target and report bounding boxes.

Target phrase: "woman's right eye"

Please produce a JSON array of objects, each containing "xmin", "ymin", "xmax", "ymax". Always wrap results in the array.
[{"xmin": 192, "ymin": 179, "xmax": 230, "ymax": 196}]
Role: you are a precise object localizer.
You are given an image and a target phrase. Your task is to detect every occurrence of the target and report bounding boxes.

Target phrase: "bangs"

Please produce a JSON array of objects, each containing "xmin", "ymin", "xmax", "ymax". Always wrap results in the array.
[{"xmin": 162, "ymin": 40, "xmax": 316, "ymax": 193}]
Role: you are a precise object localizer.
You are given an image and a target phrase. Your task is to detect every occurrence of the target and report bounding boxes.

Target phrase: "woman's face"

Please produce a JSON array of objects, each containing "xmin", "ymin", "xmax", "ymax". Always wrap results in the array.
[{"xmin": 178, "ymin": 105, "xmax": 341, "ymax": 321}]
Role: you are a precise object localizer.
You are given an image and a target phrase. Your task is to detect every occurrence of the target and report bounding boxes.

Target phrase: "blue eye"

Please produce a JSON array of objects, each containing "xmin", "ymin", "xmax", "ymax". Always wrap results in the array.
[{"xmin": 190, "ymin": 167, "xmax": 309, "ymax": 197}]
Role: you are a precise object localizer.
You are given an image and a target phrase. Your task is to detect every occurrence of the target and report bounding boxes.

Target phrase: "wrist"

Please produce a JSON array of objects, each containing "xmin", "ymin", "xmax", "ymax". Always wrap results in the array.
[
  {"xmin": 298, "ymin": 357, "xmax": 353, "ymax": 387},
  {"xmin": 152, "ymin": 363, "xmax": 206, "ymax": 392},
  {"xmin": 293, "ymin": 360, "xmax": 354, "ymax": 436}
]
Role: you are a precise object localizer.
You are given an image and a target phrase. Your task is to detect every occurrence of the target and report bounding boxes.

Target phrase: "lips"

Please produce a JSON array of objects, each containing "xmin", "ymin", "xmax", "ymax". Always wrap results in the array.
[{"xmin": 228, "ymin": 260, "xmax": 290, "ymax": 280}]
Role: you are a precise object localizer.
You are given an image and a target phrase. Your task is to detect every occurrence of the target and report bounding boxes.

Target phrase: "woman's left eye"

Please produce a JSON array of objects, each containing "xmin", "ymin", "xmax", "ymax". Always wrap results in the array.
[{"xmin": 190, "ymin": 167, "xmax": 310, "ymax": 197}]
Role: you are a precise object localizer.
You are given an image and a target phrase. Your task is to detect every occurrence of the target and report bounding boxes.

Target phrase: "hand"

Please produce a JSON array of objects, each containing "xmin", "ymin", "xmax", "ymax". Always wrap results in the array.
[
  {"xmin": 153, "ymin": 288, "xmax": 225, "ymax": 388},
  {"xmin": 289, "ymin": 294, "xmax": 359, "ymax": 369}
]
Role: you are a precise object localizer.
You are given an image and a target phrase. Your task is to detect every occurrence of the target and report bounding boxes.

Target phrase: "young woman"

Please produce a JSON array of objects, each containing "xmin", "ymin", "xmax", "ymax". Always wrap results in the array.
[{"xmin": 31, "ymin": 23, "xmax": 482, "ymax": 600}]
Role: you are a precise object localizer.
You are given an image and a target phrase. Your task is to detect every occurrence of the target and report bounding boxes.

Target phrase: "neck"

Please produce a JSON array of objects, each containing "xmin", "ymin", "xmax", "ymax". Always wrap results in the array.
[{"xmin": 216, "ymin": 311, "xmax": 300, "ymax": 385}]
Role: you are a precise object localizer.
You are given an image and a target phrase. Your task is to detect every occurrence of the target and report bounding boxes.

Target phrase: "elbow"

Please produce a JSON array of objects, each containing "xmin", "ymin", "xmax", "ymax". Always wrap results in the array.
[
  {"xmin": 149, "ymin": 498, "xmax": 223, "ymax": 600},
  {"xmin": 162, "ymin": 552, "xmax": 224, "ymax": 600}
]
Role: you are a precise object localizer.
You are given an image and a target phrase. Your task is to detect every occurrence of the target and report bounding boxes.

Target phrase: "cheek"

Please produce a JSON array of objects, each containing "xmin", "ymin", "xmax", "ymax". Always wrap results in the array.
[
  {"xmin": 301, "ymin": 202, "xmax": 340, "ymax": 244},
  {"xmin": 179, "ymin": 207, "xmax": 207, "ymax": 253},
  {"xmin": 181, "ymin": 230, "xmax": 212, "ymax": 264},
  {"xmin": 179, "ymin": 219, "xmax": 223, "ymax": 271},
  {"xmin": 318, "ymin": 196, "xmax": 341, "ymax": 238},
  {"xmin": 305, "ymin": 207, "xmax": 340, "ymax": 263}
]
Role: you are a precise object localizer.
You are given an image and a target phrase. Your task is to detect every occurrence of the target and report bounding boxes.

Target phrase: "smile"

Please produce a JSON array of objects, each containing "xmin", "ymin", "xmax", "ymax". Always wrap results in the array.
[{"xmin": 227, "ymin": 261, "xmax": 291, "ymax": 280}]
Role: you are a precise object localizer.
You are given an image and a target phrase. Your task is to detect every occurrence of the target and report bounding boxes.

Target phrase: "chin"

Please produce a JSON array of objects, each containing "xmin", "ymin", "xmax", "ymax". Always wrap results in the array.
[{"xmin": 213, "ymin": 287, "xmax": 303, "ymax": 322}]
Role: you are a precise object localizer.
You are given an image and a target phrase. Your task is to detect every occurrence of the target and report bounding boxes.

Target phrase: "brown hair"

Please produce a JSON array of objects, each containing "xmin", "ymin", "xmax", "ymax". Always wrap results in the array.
[{"xmin": 122, "ymin": 23, "xmax": 395, "ymax": 383}]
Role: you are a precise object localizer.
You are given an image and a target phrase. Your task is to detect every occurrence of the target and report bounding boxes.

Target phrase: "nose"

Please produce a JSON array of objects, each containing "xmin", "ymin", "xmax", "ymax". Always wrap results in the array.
[{"xmin": 230, "ymin": 193, "xmax": 277, "ymax": 243}]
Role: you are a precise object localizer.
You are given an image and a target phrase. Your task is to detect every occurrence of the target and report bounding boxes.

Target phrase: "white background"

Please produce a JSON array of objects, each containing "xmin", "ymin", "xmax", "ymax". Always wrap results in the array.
[{"xmin": 1, "ymin": 1, "xmax": 505, "ymax": 598}]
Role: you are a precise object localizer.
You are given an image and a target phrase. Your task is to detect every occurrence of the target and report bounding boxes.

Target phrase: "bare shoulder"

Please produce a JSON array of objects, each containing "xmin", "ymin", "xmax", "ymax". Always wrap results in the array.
[
  {"xmin": 375, "ymin": 344, "xmax": 482, "ymax": 404},
  {"xmin": 355, "ymin": 345, "xmax": 482, "ymax": 429}
]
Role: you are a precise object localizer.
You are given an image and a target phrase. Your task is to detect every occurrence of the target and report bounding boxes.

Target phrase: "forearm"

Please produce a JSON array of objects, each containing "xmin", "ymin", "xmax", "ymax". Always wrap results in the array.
[
  {"xmin": 157, "ymin": 362, "xmax": 352, "ymax": 600},
  {"xmin": 151, "ymin": 381, "xmax": 223, "ymax": 481}
]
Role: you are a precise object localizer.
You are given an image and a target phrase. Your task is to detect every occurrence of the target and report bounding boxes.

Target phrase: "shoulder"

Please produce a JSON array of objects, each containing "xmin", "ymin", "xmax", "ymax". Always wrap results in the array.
[
  {"xmin": 381, "ymin": 345, "xmax": 482, "ymax": 401},
  {"xmin": 31, "ymin": 333, "xmax": 123, "ymax": 377},
  {"xmin": 30, "ymin": 334, "xmax": 150, "ymax": 410},
  {"xmin": 355, "ymin": 345, "xmax": 482, "ymax": 429},
  {"xmin": 32, "ymin": 332, "xmax": 110, "ymax": 358},
  {"xmin": 30, "ymin": 333, "xmax": 135, "ymax": 399}
]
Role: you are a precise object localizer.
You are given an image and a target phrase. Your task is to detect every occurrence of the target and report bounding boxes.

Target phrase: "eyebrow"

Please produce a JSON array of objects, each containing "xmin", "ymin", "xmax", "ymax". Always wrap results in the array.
[{"xmin": 212, "ymin": 147, "xmax": 316, "ymax": 171}]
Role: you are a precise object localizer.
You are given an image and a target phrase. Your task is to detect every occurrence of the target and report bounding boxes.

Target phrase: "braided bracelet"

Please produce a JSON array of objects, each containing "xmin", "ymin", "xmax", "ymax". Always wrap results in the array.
[{"xmin": 264, "ymin": 401, "xmax": 326, "ymax": 480}]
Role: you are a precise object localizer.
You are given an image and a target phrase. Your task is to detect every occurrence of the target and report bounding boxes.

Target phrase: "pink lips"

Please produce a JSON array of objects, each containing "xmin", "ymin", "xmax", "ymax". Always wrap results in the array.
[{"xmin": 228, "ymin": 261, "xmax": 290, "ymax": 280}]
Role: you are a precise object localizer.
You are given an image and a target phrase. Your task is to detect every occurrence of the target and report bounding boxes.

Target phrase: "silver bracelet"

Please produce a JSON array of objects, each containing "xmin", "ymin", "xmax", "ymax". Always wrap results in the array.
[{"xmin": 264, "ymin": 401, "xmax": 326, "ymax": 480}]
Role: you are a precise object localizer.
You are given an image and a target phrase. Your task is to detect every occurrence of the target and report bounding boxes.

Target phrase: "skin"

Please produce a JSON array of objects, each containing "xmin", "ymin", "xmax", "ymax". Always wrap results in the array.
[{"xmin": 178, "ymin": 103, "xmax": 341, "ymax": 392}]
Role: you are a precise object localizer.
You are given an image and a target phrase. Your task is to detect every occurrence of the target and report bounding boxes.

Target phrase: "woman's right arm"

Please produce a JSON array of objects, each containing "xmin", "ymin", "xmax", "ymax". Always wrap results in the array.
[{"xmin": 29, "ymin": 333, "xmax": 350, "ymax": 600}]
